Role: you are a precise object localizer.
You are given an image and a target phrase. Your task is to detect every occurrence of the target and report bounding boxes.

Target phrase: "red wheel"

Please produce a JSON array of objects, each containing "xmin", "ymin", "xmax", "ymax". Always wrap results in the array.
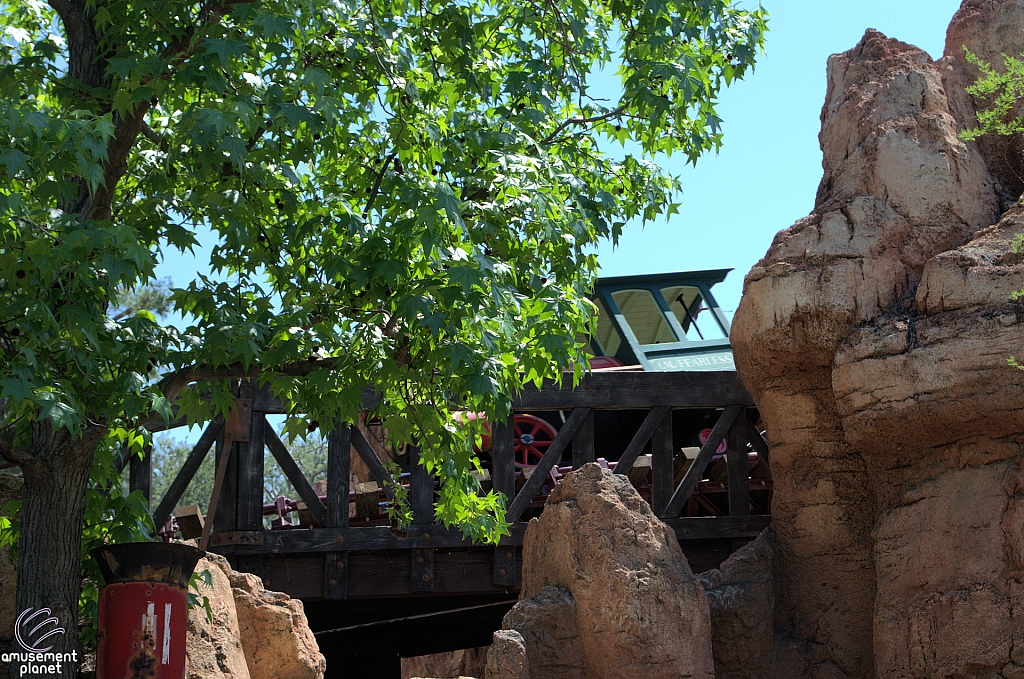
[{"xmin": 513, "ymin": 414, "xmax": 559, "ymax": 467}]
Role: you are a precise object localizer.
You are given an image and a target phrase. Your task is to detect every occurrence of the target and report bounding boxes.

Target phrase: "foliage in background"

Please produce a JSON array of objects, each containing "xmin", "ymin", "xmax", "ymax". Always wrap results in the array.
[
  {"xmin": 960, "ymin": 48, "xmax": 1024, "ymax": 369},
  {"xmin": 150, "ymin": 427, "xmax": 331, "ymax": 515}
]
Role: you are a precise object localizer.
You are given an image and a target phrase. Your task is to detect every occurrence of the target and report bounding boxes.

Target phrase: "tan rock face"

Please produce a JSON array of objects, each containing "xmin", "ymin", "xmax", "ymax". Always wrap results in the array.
[
  {"xmin": 730, "ymin": 7, "xmax": 1024, "ymax": 679},
  {"xmin": 489, "ymin": 464, "xmax": 713, "ymax": 679},
  {"xmin": 484, "ymin": 630, "xmax": 529, "ymax": 679},
  {"xmin": 401, "ymin": 646, "xmax": 488, "ymax": 679},
  {"xmin": 227, "ymin": 567, "xmax": 326, "ymax": 679},
  {"xmin": 696, "ymin": 531, "xmax": 777, "ymax": 679},
  {"xmin": 186, "ymin": 553, "xmax": 250, "ymax": 679}
]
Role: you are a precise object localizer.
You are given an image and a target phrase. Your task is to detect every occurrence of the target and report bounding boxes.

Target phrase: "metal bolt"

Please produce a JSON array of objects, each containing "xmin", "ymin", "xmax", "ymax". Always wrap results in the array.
[
  {"xmin": 421, "ymin": 573, "xmax": 431, "ymax": 582},
  {"xmin": 498, "ymin": 568, "xmax": 507, "ymax": 577},
  {"xmin": 422, "ymin": 532, "xmax": 430, "ymax": 540},
  {"xmin": 335, "ymin": 535, "xmax": 345, "ymax": 544},
  {"xmin": 416, "ymin": 556, "xmax": 425, "ymax": 565},
  {"xmin": 337, "ymin": 561, "xmax": 345, "ymax": 569},
  {"xmin": 741, "ymin": 522, "xmax": 749, "ymax": 531},
  {"xmin": 504, "ymin": 551, "xmax": 513, "ymax": 561},
  {"xmin": 329, "ymin": 579, "xmax": 337, "ymax": 587}
]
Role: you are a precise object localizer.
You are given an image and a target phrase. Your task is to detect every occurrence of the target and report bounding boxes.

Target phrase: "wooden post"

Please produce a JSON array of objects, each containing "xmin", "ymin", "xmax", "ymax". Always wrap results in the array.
[
  {"xmin": 727, "ymin": 419, "xmax": 751, "ymax": 517},
  {"xmin": 326, "ymin": 423, "xmax": 352, "ymax": 528},
  {"xmin": 324, "ymin": 552, "xmax": 348, "ymax": 599},
  {"xmin": 491, "ymin": 415, "xmax": 515, "ymax": 501},
  {"xmin": 236, "ymin": 407, "xmax": 265, "ymax": 531},
  {"xmin": 409, "ymin": 446, "xmax": 433, "ymax": 526},
  {"xmin": 129, "ymin": 442, "xmax": 152, "ymax": 508},
  {"xmin": 571, "ymin": 410, "xmax": 595, "ymax": 469},
  {"xmin": 651, "ymin": 409, "xmax": 673, "ymax": 517}
]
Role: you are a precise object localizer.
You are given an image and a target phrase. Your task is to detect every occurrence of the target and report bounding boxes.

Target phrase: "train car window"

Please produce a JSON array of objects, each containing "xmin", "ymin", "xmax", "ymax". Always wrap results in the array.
[
  {"xmin": 593, "ymin": 297, "xmax": 622, "ymax": 357},
  {"xmin": 660, "ymin": 286, "xmax": 727, "ymax": 341},
  {"xmin": 611, "ymin": 289, "xmax": 677, "ymax": 345}
]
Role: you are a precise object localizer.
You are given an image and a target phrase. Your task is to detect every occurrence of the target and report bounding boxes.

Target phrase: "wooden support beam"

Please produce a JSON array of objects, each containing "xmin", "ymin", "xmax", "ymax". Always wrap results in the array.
[
  {"xmin": 410, "ymin": 548, "xmax": 435, "ymax": 592},
  {"xmin": 491, "ymin": 416, "xmax": 515, "ymax": 502},
  {"xmin": 627, "ymin": 455, "xmax": 652, "ymax": 487},
  {"xmin": 664, "ymin": 405, "xmax": 743, "ymax": 518},
  {"xmin": 613, "ymin": 405, "xmax": 670, "ymax": 478},
  {"xmin": 324, "ymin": 552, "xmax": 348, "ymax": 599},
  {"xmin": 727, "ymin": 419, "xmax": 751, "ymax": 517},
  {"xmin": 236, "ymin": 407, "xmax": 265, "ymax": 531},
  {"xmin": 129, "ymin": 443, "xmax": 153, "ymax": 507},
  {"xmin": 745, "ymin": 416, "xmax": 771, "ymax": 475},
  {"xmin": 153, "ymin": 419, "xmax": 223, "ymax": 529},
  {"xmin": 174, "ymin": 505, "xmax": 205, "ymax": 540},
  {"xmin": 493, "ymin": 545, "xmax": 517, "ymax": 588},
  {"xmin": 571, "ymin": 410, "xmax": 595, "ymax": 469},
  {"xmin": 409, "ymin": 446, "xmax": 433, "ymax": 526},
  {"xmin": 326, "ymin": 424, "xmax": 352, "ymax": 529},
  {"xmin": 354, "ymin": 482, "xmax": 380, "ymax": 517},
  {"xmin": 515, "ymin": 371, "xmax": 753, "ymax": 410},
  {"xmin": 505, "ymin": 408, "xmax": 590, "ymax": 523},
  {"xmin": 212, "ymin": 431, "xmax": 238, "ymax": 535},
  {"xmin": 651, "ymin": 410, "xmax": 673, "ymax": 517},
  {"xmin": 350, "ymin": 425, "xmax": 395, "ymax": 499},
  {"xmin": 264, "ymin": 420, "xmax": 327, "ymax": 527}
]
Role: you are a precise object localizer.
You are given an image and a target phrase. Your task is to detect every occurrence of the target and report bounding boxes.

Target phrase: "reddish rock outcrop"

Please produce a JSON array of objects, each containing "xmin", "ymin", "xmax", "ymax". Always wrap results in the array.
[
  {"xmin": 730, "ymin": 5, "xmax": 1024, "ymax": 678},
  {"xmin": 487, "ymin": 464, "xmax": 713, "ymax": 679}
]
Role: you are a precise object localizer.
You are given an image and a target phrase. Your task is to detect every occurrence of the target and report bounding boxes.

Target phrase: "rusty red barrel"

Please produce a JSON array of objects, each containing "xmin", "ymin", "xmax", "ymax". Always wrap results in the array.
[{"xmin": 91, "ymin": 542, "xmax": 203, "ymax": 679}]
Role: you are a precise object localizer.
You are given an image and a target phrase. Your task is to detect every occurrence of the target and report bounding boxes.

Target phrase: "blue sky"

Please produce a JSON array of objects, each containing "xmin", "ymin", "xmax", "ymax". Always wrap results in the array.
[
  {"xmin": 156, "ymin": 0, "xmax": 967, "ymax": 318},
  {"xmin": 595, "ymin": 0, "xmax": 965, "ymax": 317}
]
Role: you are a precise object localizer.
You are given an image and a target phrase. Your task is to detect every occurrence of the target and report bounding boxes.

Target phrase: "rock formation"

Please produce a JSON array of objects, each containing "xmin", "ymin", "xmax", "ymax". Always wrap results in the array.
[
  {"xmin": 185, "ymin": 551, "xmax": 326, "ymax": 679},
  {"xmin": 695, "ymin": 531, "xmax": 777, "ymax": 679},
  {"xmin": 186, "ymin": 553, "xmax": 251, "ymax": 679},
  {"xmin": 729, "ymin": 2, "xmax": 1024, "ymax": 677},
  {"xmin": 401, "ymin": 646, "xmax": 488, "ymax": 679},
  {"xmin": 485, "ymin": 463, "xmax": 714, "ymax": 679}
]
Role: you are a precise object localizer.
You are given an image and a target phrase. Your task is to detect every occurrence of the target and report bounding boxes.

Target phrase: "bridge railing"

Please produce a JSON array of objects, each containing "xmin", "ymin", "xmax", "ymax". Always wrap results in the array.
[{"xmin": 138, "ymin": 370, "xmax": 771, "ymax": 597}]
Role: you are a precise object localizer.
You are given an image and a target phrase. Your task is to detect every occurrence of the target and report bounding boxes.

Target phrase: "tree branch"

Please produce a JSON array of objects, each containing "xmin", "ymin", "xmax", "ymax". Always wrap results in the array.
[
  {"xmin": 541, "ymin": 104, "xmax": 628, "ymax": 145},
  {"xmin": 157, "ymin": 357, "xmax": 344, "ymax": 405}
]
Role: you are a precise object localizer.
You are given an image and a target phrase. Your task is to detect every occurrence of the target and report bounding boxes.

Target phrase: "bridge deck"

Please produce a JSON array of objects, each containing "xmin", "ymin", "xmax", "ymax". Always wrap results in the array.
[{"xmin": 139, "ymin": 371, "xmax": 771, "ymax": 609}]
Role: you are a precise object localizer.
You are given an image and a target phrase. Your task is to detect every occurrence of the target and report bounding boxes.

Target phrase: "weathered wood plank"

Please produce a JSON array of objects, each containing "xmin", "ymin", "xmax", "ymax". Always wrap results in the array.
[
  {"xmin": 236, "ymin": 409, "xmax": 266, "ymax": 531},
  {"xmin": 354, "ymin": 482, "xmax": 380, "ymax": 517},
  {"xmin": 514, "ymin": 371, "xmax": 753, "ymax": 410},
  {"xmin": 613, "ymin": 405, "xmax": 670, "ymax": 478},
  {"xmin": 505, "ymin": 408, "xmax": 591, "ymax": 523},
  {"xmin": 350, "ymin": 425, "xmax": 395, "ymax": 499},
  {"xmin": 153, "ymin": 419, "xmax": 223, "ymax": 529},
  {"xmin": 410, "ymin": 548, "xmax": 435, "ymax": 592},
  {"xmin": 571, "ymin": 410, "xmax": 595, "ymax": 469},
  {"xmin": 491, "ymin": 416, "xmax": 515, "ymax": 501},
  {"xmin": 324, "ymin": 552, "xmax": 348, "ymax": 599},
  {"xmin": 265, "ymin": 419, "xmax": 327, "ymax": 527},
  {"xmin": 326, "ymin": 424, "xmax": 352, "ymax": 528},
  {"xmin": 664, "ymin": 405, "xmax": 743, "ymax": 518},
  {"xmin": 651, "ymin": 411, "xmax": 674, "ymax": 517},
  {"xmin": 174, "ymin": 505, "xmax": 204, "ymax": 540},
  {"xmin": 493, "ymin": 545, "xmax": 518, "ymax": 589},
  {"xmin": 727, "ymin": 419, "xmax": 751, "ymax": 517},
  {"xmin": 224, "ymin": 522, "xmax": 528, "ymax": 554}
]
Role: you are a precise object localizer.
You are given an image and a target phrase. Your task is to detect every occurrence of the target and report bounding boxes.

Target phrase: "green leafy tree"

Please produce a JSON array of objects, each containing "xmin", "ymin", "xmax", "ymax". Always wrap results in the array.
[{"xmin": 0, "ymin": 0, "xmax": 766, "ymax": 669}]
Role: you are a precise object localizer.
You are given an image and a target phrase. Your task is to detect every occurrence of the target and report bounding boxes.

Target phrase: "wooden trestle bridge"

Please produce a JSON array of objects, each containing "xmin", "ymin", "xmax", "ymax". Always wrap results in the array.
[{"xmin": 131, "ymin": 370, "xmax": 770, "ymax": 676}]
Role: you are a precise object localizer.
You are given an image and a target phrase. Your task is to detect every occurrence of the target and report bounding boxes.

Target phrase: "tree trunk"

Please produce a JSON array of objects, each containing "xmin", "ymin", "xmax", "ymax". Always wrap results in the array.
[{"xmin": 10, "ymin": 423, "xmax": 99, "ymax": 679}]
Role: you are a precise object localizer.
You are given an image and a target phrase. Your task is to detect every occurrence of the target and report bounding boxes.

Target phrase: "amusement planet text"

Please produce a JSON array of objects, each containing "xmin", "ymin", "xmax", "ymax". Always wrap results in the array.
[{"xmin": 2, "ymin": 651, "xmax": 78, "ymax": 676}]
